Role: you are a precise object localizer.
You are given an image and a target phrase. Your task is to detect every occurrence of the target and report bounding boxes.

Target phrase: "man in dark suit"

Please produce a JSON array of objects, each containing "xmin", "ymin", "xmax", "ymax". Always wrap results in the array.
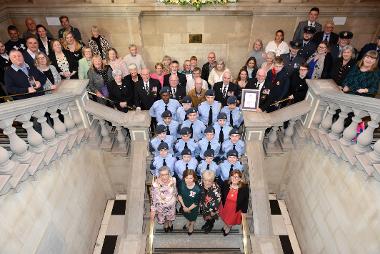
[
  {"xmin": 357, "ymin": 35, "xmax": 380, "ymax": 67},
  {"xmin": 201, "ymin": 52, "xmax": 216, "ymax": 86},
  {"xmin": 288, "ymin": 63, "xmax": 309, "ymax": 104},
  {"xmin": 163, "ymin": 60, "xmax": 187, "ymax": 87},
  {"xmin": 297, "ymin": 26, "xmax": 317, "ymax": 60},
  {"xmin": 5, "ymin": 25, "xmax": 26, "ymax": 53},
  {"xmin": 36, "ymin": 24, "xmax": 53, "ymax": 56},
  {"xmin": 330, "ymin": 31, "xmax": 356, "ymax": 62},
  {"xmin": 312, "ymin": 21, "xmax": 339, "ymax": 47},
  {"xmin": 258, "ymin": 57, "xmax": 289, "ymax": 113},
  {"xmin": 22, "ymin": 36, "xmax": 40, "ymax": 66},
  {"xmin": 281, "ymin": 41, "xmax": 305, "ymax": 76},
  {"xmin": 213, "ymin": 71, "xmax": 238, "ymax": 106},
  {"xmin": 4, "ymin": 50, "xmax": 46, "ymax": 100},
  {"xmin": 293, "ymin": 7, "xmax": 322, "ymax": 42},
  {"xmin": 168, "ymin": 74, "xmax": 186, "ymax": 102},
  {"xmin": 134, "ymin": 68, "xmax": 160, "ymax": 110}
]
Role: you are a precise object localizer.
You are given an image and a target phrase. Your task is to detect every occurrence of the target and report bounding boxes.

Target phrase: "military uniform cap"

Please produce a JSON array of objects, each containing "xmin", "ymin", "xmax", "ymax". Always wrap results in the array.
[
  {"xmin": 157, "ymin": 142, "xmax": 169, "ymax": 150},
  {"xmin": 227, "ymin": 96, "xmax": 237, "ymax": 104},
  {"xmin": 227, "ymin": 149, "xmax": 238, "ymax": 157},
  {"xmin": 204, "ymin": 126, "xmax": 215, "ymax": 134},
  {"xmin": 186, "ymin": 107, "xmax": 197, "ymax": 115},
  {"xmin": 181, "ymin": 148, "xmax": 192, "ymax": 156},
  {"xmin": 339, "ymin": 31, "xmax": 353, "ymax": 39},
  {"xmin": 217, "ymin": 112, "xmax": 227, "ymax": 120},
  {"xmin": 180, "ymin": 127, "xmax": 192, "ymax": 135},
  {"xmin": 229, "ymin": 128, "xmax": 240, "ymax": 136},
  {"xmin": 204, "ymin": 149, "xmax": 215, "ymax": 158},
  {"xmin": 303, "ymin": 26, "xmax": 316, "ymax": 34},
  {"xmin": 159, "ymin": 86, "xmax": 171, "ymax": 94},
  {"xmin": 289, "ymin": 40, "xmax": 302, "ymax": 49},
  {"xmin": 182, "ymin": 96, "xmax": 192, "ymax": 103},
  {"xmin": 205, "ymin": 89, "xmax": 215, "ymax": 96},
  {"xmin": 156, "ymin": 124, "xmax": 167, "ymax": 134},
  {"xmin": 161, "ymin": 110, "xmax": 172, "ymax": 118}
]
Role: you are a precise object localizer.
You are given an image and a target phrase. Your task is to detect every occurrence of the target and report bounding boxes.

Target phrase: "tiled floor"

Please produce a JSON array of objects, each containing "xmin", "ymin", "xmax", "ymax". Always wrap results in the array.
[
  {"xmin": 269, "ymin": 193, "xmax": 301, "ymax": 254},
  {"xmin": 93, "ymin": 194, "xmax": 127, "ymax": 254}
]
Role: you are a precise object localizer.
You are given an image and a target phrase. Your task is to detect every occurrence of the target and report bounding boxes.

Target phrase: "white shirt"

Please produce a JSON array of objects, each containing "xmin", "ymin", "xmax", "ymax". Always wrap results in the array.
[
  {"xmin": 308, "ymin": 21, "xmax": 316, "ymax": 27},
  {"xmin": 265, "ymin": 41, "xmax": 289, "ymax": 56},
  {"xmin": 27, "ymin": 48, "xmax": 37, "ymax": 59},
  {"xmin": 40, "ymin": 37, "xmax": 49, "ymax": 55},
  {"xmin": 1, "ymin": 53, "xmax": 9, "ymax": 61},
  {"xmin": 257, "ymin": 81, "xmax": 265, "ymax": 93}
]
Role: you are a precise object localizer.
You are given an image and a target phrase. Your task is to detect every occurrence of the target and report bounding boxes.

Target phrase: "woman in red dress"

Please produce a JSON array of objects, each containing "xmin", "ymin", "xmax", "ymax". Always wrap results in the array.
[{"xmin": 219, "ymin": 170, "xmax": 249, "ymax": 236}]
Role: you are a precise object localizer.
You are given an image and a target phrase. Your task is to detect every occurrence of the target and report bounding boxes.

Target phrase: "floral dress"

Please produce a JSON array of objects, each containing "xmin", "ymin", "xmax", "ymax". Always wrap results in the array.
[
  {"xmin": 151, "ymin": 177, "xmax": 177, "ymax": 224},
  {"xmin": 199, "ymin": 182, "xmax": 221, "ymax": 220}
]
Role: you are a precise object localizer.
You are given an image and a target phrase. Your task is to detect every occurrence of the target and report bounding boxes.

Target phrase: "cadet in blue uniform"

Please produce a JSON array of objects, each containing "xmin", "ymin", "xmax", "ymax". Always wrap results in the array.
[
  {"xmin": 220, "ymin": 96, "xmax": 243, "ymax": 129},
  {"xmin": 176, "ymin": 96, "xmax": 193, "ymax": 124},
  {"xmin": 182, "ymin": 107, "xmax": 206, "ymax": 142},
  {"xmin": 174, "ymin": 127, "xmax": 198, "ymax": 158},
  {"xmin": 149, "ymin": 86, "xmax": 181, "ymax": 123},
  {"xmin": 219, "ymin": 150, "xmax": 243, "ymax": 182},
  {"xmin": 157, "ymin": 110, "xmax": 180, "ymax": 139},
  {"xmin": 150, "ymin": 142, "xmax": 177, "ymax": 176},
  {"xmin": 198, "ymin": 126, "xmax": 220, "ymax": 161},
  {"xmin": 149, "ymin": 124, "xmax": 175, "ymax": 156},
  {"xmin": 213, "ymin": 112, "xmax": 232, "ymax": 145},
  {"xmin": 197, "ymin": 149, "xmax": 220, "ymax": 177},
  {"xmin": 198, "ymin": 89, "xmax": 221, "ymax": 126},
  {"xmin": 174, "ymin": 148, "xmax": 199, "ymax": 181},
  {"xmin": 222, "ymin": 128, "xmax": 245, "ymax": 158}
]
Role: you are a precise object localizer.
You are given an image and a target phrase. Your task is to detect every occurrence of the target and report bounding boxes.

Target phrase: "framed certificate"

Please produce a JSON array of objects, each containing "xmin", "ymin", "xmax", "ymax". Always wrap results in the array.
[{"xmin": 241, "ymin": 89, "xmax": 260, "ymax": 111}]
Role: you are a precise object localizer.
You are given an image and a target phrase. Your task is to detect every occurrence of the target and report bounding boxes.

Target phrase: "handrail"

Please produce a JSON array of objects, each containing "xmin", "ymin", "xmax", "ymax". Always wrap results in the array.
[
  {"xmin": 320, "ymin": 92, "xmax": 380, "ymax": 113},
  {"xmin": 241, "ymin": 213, "xmax": 251, "ymax": 254},
  {"xmin": 146, "ymin": 176, "xmax": 155, "ymax": 254}
]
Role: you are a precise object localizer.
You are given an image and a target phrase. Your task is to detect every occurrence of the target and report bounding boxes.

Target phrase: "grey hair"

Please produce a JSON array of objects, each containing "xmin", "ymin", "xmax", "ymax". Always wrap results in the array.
[
  {"xmin": 342, "ymin": 45, "xmax": 356, "ymax": 59},
  {"xmin": 112, "ymin": 69, "xmax": 123, "ymax": 78},
  {"xmin": 202, "ymin": 170, "xmax": 215, "ymax": 182},
  {"xmin": 128, "ymin": 63, "xmax": 137, "ymax": 71},
  {"xmin": 159, "ymin": 166, "xmax": 170, "ymax": 175}
]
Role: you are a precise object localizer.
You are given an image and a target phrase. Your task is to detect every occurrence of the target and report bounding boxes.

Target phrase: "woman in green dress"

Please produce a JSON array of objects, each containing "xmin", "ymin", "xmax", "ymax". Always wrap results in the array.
[{"xmin": 178, "ymin": 169, "xmax": 201, "ymax": 235}]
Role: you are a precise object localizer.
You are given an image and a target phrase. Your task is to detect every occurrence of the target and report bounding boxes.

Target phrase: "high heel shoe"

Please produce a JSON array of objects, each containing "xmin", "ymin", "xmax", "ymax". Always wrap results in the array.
[
  {"xmin": 164, "ymin": 227, "xmax": 169, "ymax": 233},
  {"xmin": 223, "ymin": 227, "xmax": 230, "ymax": 236},
  {"xmin": 183, "ymin": 224, "xmax": 188, "ymax": 231}
]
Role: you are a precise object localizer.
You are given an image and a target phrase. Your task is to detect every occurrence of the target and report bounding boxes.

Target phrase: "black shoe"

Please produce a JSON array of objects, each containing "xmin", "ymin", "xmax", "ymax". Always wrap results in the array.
[
  {"xmin": 164, "ymin": 227, "xmax": 169, "ymax": 233},
  {"xmin": 183, "ymin": 224, "xmax": 188, "ymax": 230},
  {"xmin": 201, "ymin": 221, "xmax": 209, "ymax": 230},
  {"xmin": 223, "ymin": 228, "xmax": 230, "ymax": 236},
  {"xmin": 187, "ymin": 231, "xmax": 193, "ymax": 235},
  {"xmin": 169, "ymin": 225, "xmax": 173, "ymax": 232},
  {"xmin": 204, "ymin": 224, "xmax": 214, "ymax": 234}
]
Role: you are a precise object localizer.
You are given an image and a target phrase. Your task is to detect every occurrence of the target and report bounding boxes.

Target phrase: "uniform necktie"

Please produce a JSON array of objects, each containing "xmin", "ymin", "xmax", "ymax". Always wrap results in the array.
[
  {"xmin": 206, "ymin": 164, "xmax": 210, "ymax": 170},
  {"xmin": 323, "ymin": 34, "xmax": 329, "ymax": 42},
  {"xmin": 185, "ymin": 163, "xmax": 189, "ymax": 170},
  {"xmin": 233, "ymin": 144, "xmax": 236, "ymax": 150},
  {"xmin": 166, "ymin": 126, "xmax": 170, "ymax": 136},
  {"xmin": 290, "ymin": 56, "xmax": 294, "ymax": 62},
  {"xmin": 163, "ymin": 158, "xmax": 167, "ymax": 166},
  {"xmin": 219, "ymin": 126, "xmax": 224, "ymax": 143},
  {"xmin": 184, "ymin": 142, "xmax": 188, "ymax": 150},
  {"xmin": 229, "ymin": 110, "xmax": 234, "ymax": 127},
  {"xmin": 207, "ymin": 141, "xmax": 211, "ymax": 150},
  {"xmin": 160, "ymin": 140, "xmax": 164, "ymax": 143},
  {"xmin": 172, "ymin": 88, "xmax": 176, "ymax": 98},
  {"xmin": 230, "ymin": 164, "xmax": 234, "ymax": 173},
  {"xmin": 165, "ymin": 104, "xmax": 168, "ymax": 111},
  {"xmin": 144, "ymin": 82, "xmax": 149, "ymax": 92},
  {"xmin": 208, "ymin": 106, "xmax": 213, "ymax": 126},
  {"xmin": 190, "ymin": 123, "xmax": 194, "ymax": 138}
]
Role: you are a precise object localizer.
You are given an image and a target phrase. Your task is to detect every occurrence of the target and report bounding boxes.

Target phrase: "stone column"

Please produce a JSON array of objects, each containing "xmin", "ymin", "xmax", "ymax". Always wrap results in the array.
[
  {"xmin": 47, "ymin": 106, "xmax": 67, "ymax": 140},
  {"xmin": 60, "ymin": 103, "xmax": 77, "ymax": 134},
  {"xmin": 115, "ymin": 125, "xmax": 126, "ymax": 149},
  {"xmin": 267, "ymin": 126, "xmax": 279, "ymax": 149},
  {"xmin": 69, "ymin": 102, "xmax": 85, "ymax": 128},
  {"xmin": 368, "ymin": 140, "xmax": 380, "ymax": 164},
  {"xmin": 33, "ymin": 109, "xmax": 58, "ymax": 147},
  {"xmin": 98, "ymin": 119, "xmax": 111, "ymax": 143},
  {"xmin": 0, "ymin": 118, "xmax": 32, "ymax": 163},
  {"xmin": 340, "ymin": 109, "xmax": 367, "ymax": 146},
  {"xmin": 283, "ymin": 119, "xmax": 296, "ymax": 144},
  {"xmin": 0, "ymin": 145, "xmax": 16, "ymax": 174},
  {"xmin": 354, "ymin": 113, "xmax": 380, "ymax": 154},
  {"xmin": 16, "ymin": 113, "xmax": 46, "ymax": 154},
  {"xmin": 311, "ymin": 102, "xmax": 327, "ymax": 129},
  {"xmin": 329, "ymin": 105, "xmax": 351, "ymax": 140},
  {"xmin": 319, "ymin": 103, "xmax": 338, "ymax": 134}
]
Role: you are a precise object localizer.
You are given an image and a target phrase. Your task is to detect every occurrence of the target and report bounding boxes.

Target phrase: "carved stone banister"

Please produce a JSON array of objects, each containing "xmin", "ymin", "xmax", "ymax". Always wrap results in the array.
[
  {"xmin": 320, "ymin": 102, "xmax": 338, "ymax": 134},
  {"xmin": 329, "ymin": 105, "xmax": 351, "ymax": 140},
  {"xmin": 320, "ymin": 92, "xmax": 380, "ymax": 114}
]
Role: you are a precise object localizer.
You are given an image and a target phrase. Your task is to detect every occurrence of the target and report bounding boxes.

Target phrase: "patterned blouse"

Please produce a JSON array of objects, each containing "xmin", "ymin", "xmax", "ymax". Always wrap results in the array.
[
  {"xmin": 150, "ymin": 177, "xmax": 177, "ymax": 212},
  {"xmin": 56, "ymin": 55, "xmax": 70, "ymax": 74},
  {"xmin": 343, "ymin": 66, "xmax": 380, "ymax": 96},
  {"xmin": 199, "ymin": 181, "xmax": 221, "ymax": 219}
]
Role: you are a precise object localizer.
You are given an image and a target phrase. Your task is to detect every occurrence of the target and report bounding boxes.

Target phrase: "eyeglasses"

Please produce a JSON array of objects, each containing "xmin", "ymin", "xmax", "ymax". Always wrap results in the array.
[{"xmin": 231, "ymin": 175, "xmax": 241, "ymax": 179}]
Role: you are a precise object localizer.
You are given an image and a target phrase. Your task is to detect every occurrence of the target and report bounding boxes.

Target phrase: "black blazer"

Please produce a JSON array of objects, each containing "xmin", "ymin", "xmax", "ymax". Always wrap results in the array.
[
  {"xmin": 312, "ymin": 31, "xmax": 339, "ymax": 46},
  {"xmin": 38, "ymin": 37, "xmax": 54, "ymax": 56},
  {"xmin": 213, "ymin": 81, "xmax": 239, "ymax": 106},
  {"xmin": 169, "ymin": 85, "xmax": 186, "ymax": 102},
  {"xmin": 134, "ymin": 78, "xmax": 161, "ymax": 110},
  {"xmin": 260, "ymin": 69, "xmax": 290, "ymax": 113},
  {"xmin": 330, "ymin": 58, "xmax": 355, "ymax": 87},
  {"xmin": 163, "ymin": 72, "xmax": 187, "ymax": 88},
  {"xmin": 22, "ymin": 50, "xmax": 36, "ymax": 67},
  {"xmin": 220, "ymin": 181, "xmax": 249, "ymax": 213},
  {"xmin": 50, "ymin": 50, "xmax": 79, "ymax": 79},
  {"xmin": 288, "ymin": 71, "xmax": 308, "ymax": 103},
  {"xmin": 201, "ymin": 62, "xmax": 211, "ymax": 83},
  {"xmin": 108, "ymin": 79, "xmax": 134, "ymax": 112},
  {"xmin": 0, "ymin": 55, "xmax": 11, "ymax": 84}
]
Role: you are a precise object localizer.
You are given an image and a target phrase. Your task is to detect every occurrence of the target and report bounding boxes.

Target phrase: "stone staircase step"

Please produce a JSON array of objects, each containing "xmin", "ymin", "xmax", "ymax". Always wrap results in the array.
[
  {"xmin": 153, "ymin": 233, "xmax": 242, "ymax": 250},
  {"xmin": 153, "ymin": 248, "xmax": 242, "ymax": 253},
  {"xmin": 67, "ymin": 133, "xmax": 78, "ymax": 151},
  {"xmin": 0, "ymin": 174, "xmax": 12, "ymax": 195},
  {"xmin": 27, "ymin": 152, "xmax": 45, "ymax": 176},
  {"xmin": 76, "ymin": 129, "xmax": 86, "ymax": 145},
  {"xmin": 43, "ymin": 145, "xmax": 58, "ymax": 165},
  {"xmin": 56, "ymin": 138, "xmax": 69, "ymax": 157},
  {"xmin": 9, "ymin": 163, "xmax": 30, "ymax": 187}
]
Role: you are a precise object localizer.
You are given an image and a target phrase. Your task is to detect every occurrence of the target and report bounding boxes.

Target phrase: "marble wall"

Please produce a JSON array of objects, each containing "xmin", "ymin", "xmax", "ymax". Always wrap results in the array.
[
  {"xmin": 282, "ymin": 142, "xmax": 380, "ymax": 254},
  {"xmin": 0, "ymin": 147, "xmax": 115, "ymax": 254},
  {"xmin": 1, "ymin": 2, "xmax": 379, "ymax": 75}
]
